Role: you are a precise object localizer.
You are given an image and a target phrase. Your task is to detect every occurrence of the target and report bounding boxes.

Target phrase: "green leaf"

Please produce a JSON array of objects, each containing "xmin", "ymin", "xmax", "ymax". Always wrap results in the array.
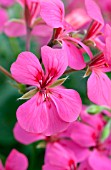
[
  {"xmin": 101, "ymin": 120, "xmax": 111, "ymax": 142},
  {"xmin": 87, "ymin": 105, "xmax": 111, "ymax": 114},
  {"xmin": 18, "ymin": 88, "xmax": 38, "ymax": 100},
  {"xmin": 49, "ymin": 77, "xmax": 68, "ymax": 88}
]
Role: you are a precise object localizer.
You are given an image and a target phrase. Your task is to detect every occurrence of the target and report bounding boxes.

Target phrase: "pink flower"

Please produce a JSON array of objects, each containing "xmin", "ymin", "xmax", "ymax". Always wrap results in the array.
[
  {"xmin": 0, "ymin": 8, "xmax": 8, "ymax": 33},
  {"xmin": 40, "ymin": 0, "xmax": 93, "ymax": 70},
  {"xmin": 70, "ymin": 109, "xmax": 111, "ymax": 169},
  {"xmin": 86, "ymin": 51, "xmax": 111, "ymax": 106},
  {"xmin": 13, "ymin": 122, "xmax": 45, "ymax": 145},
  {"xmin": 13, "ymin": 121, "xmax": 89, "ymax": 163},
  {"xmin": 78, "ymin": 149, "xmax": 111, "ymax": 170},
  {"xmin": 43, "ymin": 142, "xmax": 77, "ymax": 170},
  {"xmin": 4, "ymin": 0, "xmax": 52, "ymax": 39},
  {"xmin": 65, "ymin": 8, "xmax": 90, "ymax": 30},
  {"xmin": 11, "ymin": 46, "xmax": 82, "ymax": 135},
  {"xmin": 84, "ymin": 0, "xmax": 104, "ymax": 40},
  {"xmin": 0, "ymin": 149, "xmax": 28, "ymax": 170},
  {"xmin": 0, "ymin": 0, "xmax": 15, "ymax": 7}
]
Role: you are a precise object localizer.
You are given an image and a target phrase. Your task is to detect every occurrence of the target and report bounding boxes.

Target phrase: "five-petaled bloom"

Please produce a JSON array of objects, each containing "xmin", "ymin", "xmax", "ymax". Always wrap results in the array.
[{"xmin": 11, "ymin": 46, "xmax": 82, "ymax": 135}]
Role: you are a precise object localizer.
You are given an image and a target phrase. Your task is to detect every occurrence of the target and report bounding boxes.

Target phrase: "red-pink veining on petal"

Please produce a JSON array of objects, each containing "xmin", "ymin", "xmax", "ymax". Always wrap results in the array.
[
  {"xmin": 88, "ymin": 53, "xmax": 109, "ymax": 69},
  {"xmin": 68, "ymin": 159, "xmax": 76, "ymax": 170}
]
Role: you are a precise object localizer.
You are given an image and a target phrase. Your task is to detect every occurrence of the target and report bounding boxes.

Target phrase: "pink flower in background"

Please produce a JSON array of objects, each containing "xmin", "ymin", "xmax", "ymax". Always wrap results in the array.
[
  {"xmin": 13, "ymin": 121, "xmax": 89, "ymax": 163},
  {"xmin": 65, "ymin": 8, "xmax": 90, "ymax": 30},
  {"xmin": 84, "ymin": 0, "xmax": 104, "ymax": 40},
  {"xmin": 87, "ymin": 51, "xmax": 111, "ymax": 106},
  {"xmin": 4, "ymin": 0, "xmax": 52, "ymax": 39},
  {"xmin": 40, "ymin": 0, "xmax": 90, "ymax": 29},
  {"xmin": 0, "ymin": 9, "xmax": 8, "ymax": 33},
  {"xmin": 0, "ymin": 149, "xmax": 28, "ymax": 170},
  {"xmin": 83, "ymin": 24, "xmax": 111, "ymax": 107},
  {"xmin": 11, "ymin": 46, "xmax": 82, "ymax": 135},
  {"xmin": 43, "ymin": 142, "xmax": 77, "ymax": 170},
  {"xmin": 0, "ymin": 0, "xmax": 15, "ymax": 7},
  {"xmin": 13, "ymin": 122, "xmax": 45, "ymax": 145},
  {"xmin": 78, "ymin": 149, "xmax": 111, "ymax": 170},
  {"xmin": 70, "ymin": 109, "xmax": 111, "ymax": 170},
  {"xmin": 71, "ymin": 111, "xmax": 104, "ymax": 147},
  {"xmin": 40, "ymin": 0, "xmax": 93, "ymax": 70},
  {"xmin": 95, "ymin": 0, "xmax": 111, "ymax": 23}
]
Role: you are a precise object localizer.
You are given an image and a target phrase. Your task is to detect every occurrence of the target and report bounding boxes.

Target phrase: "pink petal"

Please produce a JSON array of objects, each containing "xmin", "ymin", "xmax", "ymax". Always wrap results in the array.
[
  {"xmin": 71, "ymin": 122, "xmax": 97, "ymax": 147},
  {"xmin": 13, "ymin": 123, "xmax": 44, "ymax": 145},
  {"xmin": 65, "ymin": 8, "xmax": 91, "ymax": 30},
  {"xmin": 89, "ymin": 150, "xmax": 111, "ymax": 170},
  {"xmin": 94, "ymin": 37, "xmax": 105, "ymax": 52},
  {"xmin": 50, "ymin": 88, "xmax": 82, "ymax": 122},
  {"xmin": 62, "ymin": 40, "xmax": 86, "ymax": 70},
  {"xmin": 17, "ymin": 93, "xmax": 49, "ymax": 133},
  {"xmin": 43, "ymin": 165, "xmax": 62, "ymax": 170},
  {"xmin": 87, "ymin": 70, "xmax": 111, "ymax": 106},
  {"xmin": 41, "ymin": 46, "xmax": 68, "ymax": 85},
  {"xmin": 0, "ymin": 0, "xmax": 15, "ymax": 7},
  {"xmin": 0, "ymin": 160, "xmax": 4, "ymax": 170},
  {"xmin": 104, "ymin": 24, "xmax": 111, "ymax": 38},
  {"xmin": 32, "ymin": 24, "xmax": 52, "ymax": 37},
  {"xmin": 11, "ymin": 51, "xmax": 43, "ymax": 86},
  {"xmin": 43, "ymin": 99, "xmax": 69, "ymax": 136},
  {"xmin": 5, "ymin": 149, "xmax": 28, "ymax": 170},
  {"xmin": 80, "ymin": 109, "xmax": 104, "ymax": 131},
  {"xmin": 65, "ymin": 37, "xmax": 93, "ymax": 59},
  {"xmin": 78, "ymin": 159, "xmax": 93, "ymax": 170},
  {"xmin": 4, "ymin": 19, "xmax": 26, "ymax": 37},
  {"xmin": 40, "ymin": 0, "xmax": 65, "ymax": 28},
  {"xmin": 44, "ymin": 143, "xmax": 76, "ymax": 169},
  {"xmin": 0, "ymin": 9, "xmax": 8, "ymax": 32},
  {"xmin": 61, "ymin": 140, "xmax": 89, "ymax": 163},
  {"xmin": 105, "ymin": 37, "xmax": 111, "ymax": 65},
  {"xmin": 85, "ymin": 0, "xmax": 104, "ymax": 25}
]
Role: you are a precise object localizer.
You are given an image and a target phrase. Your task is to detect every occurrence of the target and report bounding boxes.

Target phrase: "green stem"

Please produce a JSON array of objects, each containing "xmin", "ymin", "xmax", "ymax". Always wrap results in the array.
[{"xmin": 0, "ymin": 65, "xmax": 18, "ymax": 83}]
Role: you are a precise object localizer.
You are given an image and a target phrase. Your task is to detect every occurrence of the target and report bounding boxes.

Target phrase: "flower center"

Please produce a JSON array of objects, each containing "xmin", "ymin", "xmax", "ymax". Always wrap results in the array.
[
  {"xmin": 88, "ymin": 53, "xmax": 109, "ymax": 69},
  {"xmin": 68, "ymin": 160, "xmax": 76, "ymax": 170}
]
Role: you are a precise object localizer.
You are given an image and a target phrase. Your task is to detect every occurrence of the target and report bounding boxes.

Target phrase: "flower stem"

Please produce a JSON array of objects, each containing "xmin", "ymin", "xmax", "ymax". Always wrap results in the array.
[
  {"xmin": 26, "ymin": 27, "xmax": 32, "ymax": 51},
  {"xmin": 0, "ymin": 65, "xmax": 18, "ymax": 83}
]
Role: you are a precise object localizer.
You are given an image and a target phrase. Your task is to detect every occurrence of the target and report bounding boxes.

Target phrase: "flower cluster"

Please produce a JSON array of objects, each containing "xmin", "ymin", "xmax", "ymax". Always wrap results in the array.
[{"xmin": 0, "ymin": 0, "xmax": 111, "ymax": 169}]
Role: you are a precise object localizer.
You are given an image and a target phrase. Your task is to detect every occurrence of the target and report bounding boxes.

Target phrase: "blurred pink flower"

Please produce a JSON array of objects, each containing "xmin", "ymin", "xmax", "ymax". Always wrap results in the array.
[
  {"xmin": 0, "ymin": 149, "xmax": 28, "ymax": 170},
  {"xmin": 0, "ymin": 8, "xmax": 8, "ymax": 33},
  {"xmin": 11, "ymin": 46, "xmax": 82, "ymax": 135},
  {"xmin": 4, "ymin": 0, "xmax": 52, "ymax": 39},
  {"xmin": 0, "ymin": 0, "xmax": 15, "ymax": 7},
  {"xmin": 40, "ymin": 0, "xmax": 93, "ymax": 70},
  {"xmin": 43, "ymin": 142, "xmax": 77, "ymax": 170},
  {"xmin": 70, "ymin": 109, "xmax": 111, "ymax": 169},
  {"xmin": 13, "ymin": 122, "xmax": 45, "ymax": 145}
]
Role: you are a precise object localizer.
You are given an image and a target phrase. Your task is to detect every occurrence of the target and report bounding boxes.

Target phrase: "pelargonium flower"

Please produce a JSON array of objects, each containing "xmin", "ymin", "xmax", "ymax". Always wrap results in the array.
[
  {"xmin": 13, "ymin": 121, "xmax": 89, "ymax": 163},
  {"xmin": 84, "ymin": 0, "xmax": 104, "ymax": 41},
  {"xmin": 4, "ymin": 0, "xmax": 52, "ymax": 39},
  {"xmin": 11, "ymin": 46, "xmax": 82, "ymax": 135},
  {"xmin": 85, "ymin": 25, "xmax": 111, "ymax": 107},
  {"xmin": 43, "ymin": 142, "xmax": 77, "ymax": 170},
  {"xmin": 0, "ymin": 149, "xmax": 28, "ymax": 170},
  {"xmin": 40, "ymin": 0, "xmax": 93, "ymax": 70},
  {"xmin": 70, "ymin": 109, "xmax": 111, "ymax": 170},
  {"xmin": 86, "ymin": 53, "xmax": 111, "ymax": 106},
  {"xmin": 0, "ymin": 8, "xmax": 8, "ymax": 33}
]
